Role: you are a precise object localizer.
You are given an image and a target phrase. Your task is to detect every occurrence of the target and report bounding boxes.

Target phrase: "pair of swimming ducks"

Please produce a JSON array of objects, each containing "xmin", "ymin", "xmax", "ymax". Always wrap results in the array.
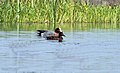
[{"xmin": 37, "ymin": 28, "xmax": 65, "ymax": 42}]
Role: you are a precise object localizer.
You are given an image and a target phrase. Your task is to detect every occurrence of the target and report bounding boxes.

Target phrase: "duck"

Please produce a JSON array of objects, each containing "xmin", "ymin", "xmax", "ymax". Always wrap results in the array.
[{"xmin": 37, "ymin": 28, "xmax": 65, "ymax": 42}]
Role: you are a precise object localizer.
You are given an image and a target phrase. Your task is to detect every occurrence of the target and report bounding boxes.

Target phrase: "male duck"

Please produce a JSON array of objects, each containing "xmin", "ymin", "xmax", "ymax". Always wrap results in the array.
[{"xmin": 37, "ymin": 28, "xmax": 65, "ymax": 42}]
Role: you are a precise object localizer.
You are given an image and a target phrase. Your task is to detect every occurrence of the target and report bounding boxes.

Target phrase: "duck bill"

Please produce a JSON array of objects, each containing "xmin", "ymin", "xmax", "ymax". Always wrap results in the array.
[{"xmin": 62, "ymin": 33, "xmax": 65, "ymax": 37}]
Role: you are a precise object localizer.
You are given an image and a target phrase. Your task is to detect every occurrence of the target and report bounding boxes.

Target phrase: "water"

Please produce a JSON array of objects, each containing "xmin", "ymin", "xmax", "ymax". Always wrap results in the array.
[{"xmin": 0, "ymin": 27, "xmax": 120, "ymax": 73}]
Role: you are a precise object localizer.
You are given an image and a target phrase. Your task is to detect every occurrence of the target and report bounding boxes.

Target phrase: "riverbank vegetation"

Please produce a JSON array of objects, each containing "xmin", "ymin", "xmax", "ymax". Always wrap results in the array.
[{"xmin": 0, "ymin": 0, "xmax": 120, "ymax": 24}]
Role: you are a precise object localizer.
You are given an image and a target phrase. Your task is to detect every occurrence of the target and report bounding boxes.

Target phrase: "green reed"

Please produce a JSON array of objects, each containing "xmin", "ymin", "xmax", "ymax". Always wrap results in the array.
[{"xmin": 0, "ymin": 0, "xmax": 120, "ymax": 26}]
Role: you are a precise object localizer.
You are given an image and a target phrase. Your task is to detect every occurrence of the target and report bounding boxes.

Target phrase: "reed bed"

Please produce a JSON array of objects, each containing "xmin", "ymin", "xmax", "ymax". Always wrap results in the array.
[{"xmin": 0, "ymin": 0, "xmax": 120, "ymax": 25}]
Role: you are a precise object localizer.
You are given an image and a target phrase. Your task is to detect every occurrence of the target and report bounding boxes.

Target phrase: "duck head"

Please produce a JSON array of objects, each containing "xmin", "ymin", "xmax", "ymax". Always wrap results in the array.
[
  {"xmin": 55, "ymin": 27, "xmax": 63, "ymax": 33},
  {"xmin": 58, "ymin": 32, "xmax": 65, "ymax": 42}
]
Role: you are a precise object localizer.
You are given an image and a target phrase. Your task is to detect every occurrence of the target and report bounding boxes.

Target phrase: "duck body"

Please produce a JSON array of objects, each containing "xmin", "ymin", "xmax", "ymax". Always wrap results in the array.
[
  {"xmin": 37, "ymin": 30, "xmax": 65, "ymax": 42},
  {"xmin": 37, "ymin": 30, "xmax": 56, "ymax": 38}
]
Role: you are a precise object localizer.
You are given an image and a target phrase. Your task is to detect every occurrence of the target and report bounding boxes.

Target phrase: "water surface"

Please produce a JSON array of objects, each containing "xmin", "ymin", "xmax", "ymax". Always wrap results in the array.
[{"xmin": 0, "ymin": 23, "xmax": 120, "ymax": 73}]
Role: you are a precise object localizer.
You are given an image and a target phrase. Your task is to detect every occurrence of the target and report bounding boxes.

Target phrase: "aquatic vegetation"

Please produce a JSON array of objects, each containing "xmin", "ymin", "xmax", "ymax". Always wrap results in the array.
[{"xmin": 0, "ymin": 0, "xmax": 120, "ymax": 25}]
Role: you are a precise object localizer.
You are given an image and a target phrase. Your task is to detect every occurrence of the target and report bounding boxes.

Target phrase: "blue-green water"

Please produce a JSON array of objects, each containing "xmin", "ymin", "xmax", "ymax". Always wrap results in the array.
[{"xmin": 0, "ymin": 25, "xmax": 120, "ymax": 73}]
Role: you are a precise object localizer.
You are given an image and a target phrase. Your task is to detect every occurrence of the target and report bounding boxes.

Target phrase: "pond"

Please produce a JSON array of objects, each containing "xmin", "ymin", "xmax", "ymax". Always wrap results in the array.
[{"xmin": 0, "ymin": 23, "xmax": 120, "ymax": 73}]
